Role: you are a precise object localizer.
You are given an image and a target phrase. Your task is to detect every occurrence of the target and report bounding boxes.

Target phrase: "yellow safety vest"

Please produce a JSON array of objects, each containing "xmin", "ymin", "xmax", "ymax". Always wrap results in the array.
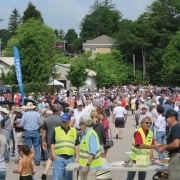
[
  {"xmin": 79, "ymin": 129, "xmax": 102, "ymax": 168},
  {"xmin": 54, "ymin": 126, "xmax": 77, "ymax": 156},
  {"xmin": 130, "ymin": 127, "xmax": 153, "ymax": 160}
]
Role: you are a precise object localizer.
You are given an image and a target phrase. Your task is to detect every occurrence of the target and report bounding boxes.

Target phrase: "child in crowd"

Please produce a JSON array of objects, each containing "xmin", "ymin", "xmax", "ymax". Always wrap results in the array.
[{"xmin": 13, "ymin": 145, "xmax": 35, "ymax": 180}]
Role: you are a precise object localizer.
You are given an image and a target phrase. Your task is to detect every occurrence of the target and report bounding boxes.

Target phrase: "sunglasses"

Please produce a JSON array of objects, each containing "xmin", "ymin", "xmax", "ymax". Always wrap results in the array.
[{"xmin": 144, "ymin": 121, "xmax": 152, "ymax": 125}]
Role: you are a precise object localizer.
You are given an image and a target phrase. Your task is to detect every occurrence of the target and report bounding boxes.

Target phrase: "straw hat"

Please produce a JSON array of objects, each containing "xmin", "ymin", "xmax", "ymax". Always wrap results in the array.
[
  {"xmin": 0, "ymin": 107, "xmax": 9, "ymax": 114},
  {"xmin": 25, "ymin": 102, "xmax": 36, "ymax": 109},
  {"xmin": 14, "ymin": 107, "xmax": 22, "ymax": 113}
]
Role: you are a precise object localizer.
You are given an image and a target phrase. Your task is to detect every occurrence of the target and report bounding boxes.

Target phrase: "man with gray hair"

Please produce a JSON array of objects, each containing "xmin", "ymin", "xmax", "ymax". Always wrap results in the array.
[{"xmin": 79, "ymin": 115, "xmax": 103, "ymax": 180}]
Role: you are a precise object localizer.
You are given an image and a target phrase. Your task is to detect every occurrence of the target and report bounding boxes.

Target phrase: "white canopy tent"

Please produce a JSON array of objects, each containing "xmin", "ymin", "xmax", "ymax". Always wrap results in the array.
[{"xmin": 47, "ymin": 79, "xmax": 64, "ymax": 87}]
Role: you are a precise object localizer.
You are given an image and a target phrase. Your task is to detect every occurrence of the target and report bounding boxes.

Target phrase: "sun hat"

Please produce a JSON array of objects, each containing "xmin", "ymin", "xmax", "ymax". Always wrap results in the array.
[
  {"xmin": 60, "ymin": 113, "xmax": 72, "ymax": 122},
  {"xmin": 77, "ymin": 100, "xmax": 83, "ymax": 106},
  {"xmin": 14, "ymin": 107, "xmax": 22, "ymax": 112},
  {"xmin": 25, "ymin": 102, "xmax": 36, "ymax": 109},
  {"xmin": 0, "ymin": 107, "xmax": 9, "ymax": 114}
]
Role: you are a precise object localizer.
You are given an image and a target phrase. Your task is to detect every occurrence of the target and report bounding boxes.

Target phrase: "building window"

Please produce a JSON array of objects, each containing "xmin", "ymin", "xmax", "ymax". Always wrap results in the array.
[{"xmin": 91, "ymin": 48, "xmax": 96, "ymax": 52}]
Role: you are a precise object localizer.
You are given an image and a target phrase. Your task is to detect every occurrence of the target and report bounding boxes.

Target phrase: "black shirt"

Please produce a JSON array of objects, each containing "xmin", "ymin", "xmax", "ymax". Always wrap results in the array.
[
  {"xmin": 93, "ymin": 123, "xmax": 106, "ymax": 145},
  {"xmin": 167, "ymin": 123, "xmax": 180, "ymax": 155},
  {"xmin": 14, "ymin": 116, "xmax": 24, "ymax": 132}
]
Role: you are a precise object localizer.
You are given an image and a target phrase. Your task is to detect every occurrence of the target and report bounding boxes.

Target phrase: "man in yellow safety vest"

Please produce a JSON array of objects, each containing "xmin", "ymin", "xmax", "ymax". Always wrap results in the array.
[
  {"xmin": 51, "ymin": 113, "xmax": 79, "ymax": 180},
  {"xmin": 79, "ymin": 115, "xmax": 103, "ymax": 180}
]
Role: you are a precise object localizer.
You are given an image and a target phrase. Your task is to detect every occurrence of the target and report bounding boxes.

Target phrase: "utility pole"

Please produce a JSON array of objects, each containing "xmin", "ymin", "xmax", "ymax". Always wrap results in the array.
[
  {"xmin": 133, "ymin": 54, "xmax": 135, "ymax": 77},
  {"xmin": 0, "ymin": 18, "xmax": 4, "ymax": 56},
  {"xmin": 0, "ymin": 38, "xmax": 1, "ymax": 56},
  {"xmin": 142, "ymin": 47, "xmax": 146, "ymax": 81}
]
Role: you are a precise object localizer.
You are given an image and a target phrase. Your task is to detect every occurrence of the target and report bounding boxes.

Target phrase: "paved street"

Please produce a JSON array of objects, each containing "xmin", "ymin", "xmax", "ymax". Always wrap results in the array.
[{"xmin": 6, "ymin": 113, "xmax": 155, "ymax": 180}]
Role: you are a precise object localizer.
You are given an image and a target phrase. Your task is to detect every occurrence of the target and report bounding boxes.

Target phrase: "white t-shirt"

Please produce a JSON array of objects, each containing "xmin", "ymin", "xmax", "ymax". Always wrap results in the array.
[
  {"xmin": 73, "ymin": 109, "xmax": 84, "ymax": 129},
  {"xmin": 113, "ymin": 106, "xmax": 127, "ymax": 118},
  {"xmin": 155, "ymin": 114, "xmax": 166, "ymax": 132}
]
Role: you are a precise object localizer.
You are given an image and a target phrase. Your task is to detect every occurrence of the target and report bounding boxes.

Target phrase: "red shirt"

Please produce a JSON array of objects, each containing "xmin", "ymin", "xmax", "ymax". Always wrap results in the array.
[
  {"xmin": 102, "ymin": 119, "xmax": 109, "ymax": 139},
  {"xmin": 134, "ymin": 131, "xmax": 155, "ymax": 146},
  {"xmin": 121, "ymin": 99, "xmax": 126, "ymax": 107}
]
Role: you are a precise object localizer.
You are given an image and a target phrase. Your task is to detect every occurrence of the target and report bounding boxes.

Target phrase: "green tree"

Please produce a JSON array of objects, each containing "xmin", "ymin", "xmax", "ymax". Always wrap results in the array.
[
  {"xmin": 0, "ymin": 66, "xmax": 16, "ymax": 85},
  {"xmin": 161, "ymin": 30, "xmax": 180, "ymax": 86},
  {"xmin": 102, "ymin": 0, "xmax": 116, "ymax": 9},
  {"xmin": 66, "ymin": 63, "xmax": 88, "ymax": 91},
  {"xmin": 137, "ymin": 0, "xmax": 180, "ymax": 84},
  {"xmin": 0, "ymin": 29, "xmax": 10, "ymax": 51},
  {"xmin": 64, "ymin": 29, "xmax": 82, "ymax": 53},
  {"xmin": 114, "ymin": 0, "xmax": 180, "ymax": 84},
  {"xmin": 8, "ymin": 8, "xmax": 21, "ymax": 36},
  {"xmin": 64, "ymin": 29, "xmax": 78, "ymax": 44},
  {"xmin": 90, "ymin": 0, "xmax": 100, "ymax": 11},
  {"xmin": 91, "ymin": 51, "xmax": 137, "ymax": 88},
  {"xmin": 54, "ymin": 29, "xmax": 65, "ymax": 40},
  {"xmin": 22, "ymin": 2, "xmax": 44, "ymax": 23},
  {"xmin": 5, "ymin": 19, "xmax": 56, "ymax": 93},
  {"xmin": 80, "ymin": 0, "xmax": 121, "ymax": 41}
]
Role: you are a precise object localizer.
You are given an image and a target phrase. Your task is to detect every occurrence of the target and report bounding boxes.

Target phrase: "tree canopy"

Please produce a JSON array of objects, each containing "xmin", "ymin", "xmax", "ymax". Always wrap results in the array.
[
  {"xmin": 22, "ymin": 2, "xmax": 44, "ymax": 23},
  {"xmin": 5, "ymin": 19, "xmax": 56, "ymax": 92},
  {"xmin": 1, "ymin": 0, "xmax": 180, "ymax": 88},
  {"xmin": 8, "ymin": 8, "xmax": 21, "ymax": 36},
  {"xmin": 114, "ymin": 0, "xmax": 180, "ymax": 85},
  {"xmin": 66, "ymin": 62, "xmax": 88, "ymax": 90},
  {"xmin": 80, "ymin": 0, "xmax": 121, "ymax": 41},
  {"xmin": 161, "ymin": 30, "xmax": 180, "ymax": 86}
]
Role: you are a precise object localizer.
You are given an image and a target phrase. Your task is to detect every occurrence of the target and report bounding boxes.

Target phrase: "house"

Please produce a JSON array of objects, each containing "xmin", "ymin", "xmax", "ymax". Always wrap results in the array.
[
  {"xmin": 54, "ymin": 63, "xmax": 96, "ymax": 90},
  {"xmin": 0, "ymin": 57, "xmax": 97, "ymax": 91},
  {"xmin": 0, "ymin": 57, "xmax": 14, "ymax": 75},
  {"xmin": 83, "ymin": 35, "xmax": 114, "ymax": 54}
]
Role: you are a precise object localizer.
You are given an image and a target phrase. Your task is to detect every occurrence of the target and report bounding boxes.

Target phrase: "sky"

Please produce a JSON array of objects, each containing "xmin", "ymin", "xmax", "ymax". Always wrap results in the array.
[{"xmin": 0, "ymin": 0, "xmax": 155, "ymax": 33}]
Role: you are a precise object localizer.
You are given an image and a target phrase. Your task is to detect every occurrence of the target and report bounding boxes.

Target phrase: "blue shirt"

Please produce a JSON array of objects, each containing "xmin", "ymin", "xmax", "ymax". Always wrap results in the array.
[
  {"xmin": 80, "ymin": 127, "xmax": 101, "ymax": 170},
  {"xmin": 163, "ymin": 104, "xmax": 173, "ymax": 116},
  {"xmin": 21, "ymin": 110, "xmax": 42, "ymax": 131},
  {"xmin": 81, "ymin": 127, "xmax": 98, "ymax": 156}
]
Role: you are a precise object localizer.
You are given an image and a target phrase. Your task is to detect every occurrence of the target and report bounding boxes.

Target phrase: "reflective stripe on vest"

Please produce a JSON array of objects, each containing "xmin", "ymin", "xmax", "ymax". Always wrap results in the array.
[
  {"xmin": 130, "ymin": 127, "xmax": 153, "ymax": 160},
  {"xmin": 54, "ymin": 127, "xmax": 76, "ymax": 156},
  {"xmin": 79, "ymin": 129, "xmax": 102, "ymax": 168}
]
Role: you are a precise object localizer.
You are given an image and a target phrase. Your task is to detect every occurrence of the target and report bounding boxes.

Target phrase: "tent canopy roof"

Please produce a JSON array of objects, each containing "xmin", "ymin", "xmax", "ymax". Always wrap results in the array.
[{"xmin": 47, "ymin": 79, "xmax": 64, "ymax": 87}]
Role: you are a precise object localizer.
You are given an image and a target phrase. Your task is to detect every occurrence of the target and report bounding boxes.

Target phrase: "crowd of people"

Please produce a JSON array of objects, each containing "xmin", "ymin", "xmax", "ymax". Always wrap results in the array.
[{"xmin": 0, "ymin": 85, "xmax": 179, "ymax": 180}]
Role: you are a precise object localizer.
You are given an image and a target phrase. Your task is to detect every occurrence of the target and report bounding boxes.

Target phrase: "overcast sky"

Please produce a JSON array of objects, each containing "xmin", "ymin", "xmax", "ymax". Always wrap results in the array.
[{"xmin": 0, "ymin": 0, "xmax": 155, "ymax": 33}]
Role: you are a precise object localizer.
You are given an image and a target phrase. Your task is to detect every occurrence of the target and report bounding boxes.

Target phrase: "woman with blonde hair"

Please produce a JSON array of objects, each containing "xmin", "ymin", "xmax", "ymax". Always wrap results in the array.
[
  {"xmin": 90, "ymin": 110, "xmax": 106, "ymax": 157},
  {"xmin": 96, "ymin": 107, "xmax": 110, "ymax": 157}
]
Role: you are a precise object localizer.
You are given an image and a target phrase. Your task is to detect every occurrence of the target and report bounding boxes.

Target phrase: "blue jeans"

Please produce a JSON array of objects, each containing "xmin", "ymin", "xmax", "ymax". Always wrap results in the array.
[
  {"xmin": 4, "ymin": 146, "xmax": 9, "ymax": 161},
  {"xmin": 156, "ymin": 131, "xmax": 166, "ymax": 159},
  {"xmin": 53, "ymin": 156, "xmax": 74, "ymax": 180},
  {"xmin": 24, "ymin": 130, "xmax": 41, "ymax": 162},
  {"xmin": 126, "ymin": 171, "xmax": 146, "ymax": 180},
  {"xmin": 0, "ymin": 171, "xmax": 6, "ymax": 180}
]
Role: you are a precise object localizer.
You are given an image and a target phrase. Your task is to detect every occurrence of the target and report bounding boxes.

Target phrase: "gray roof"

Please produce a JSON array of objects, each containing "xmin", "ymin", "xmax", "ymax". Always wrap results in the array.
[{"xmin": 83, "ymin": 35, "xmax": 114, "ymax": 48}]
